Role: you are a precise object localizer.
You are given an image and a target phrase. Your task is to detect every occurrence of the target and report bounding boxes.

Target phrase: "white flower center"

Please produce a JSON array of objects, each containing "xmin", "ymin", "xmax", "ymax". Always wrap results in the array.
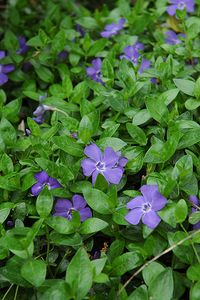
[
  {"xmin": 142, "ymin": 203, "xmax": 152, "ymax": 213},
  {"xmin": 96, "ymin": 161, "xmax": 106, "ymax": 171},
  {"xmin": 178, "ymin": 2, "xmax": 186, "ymax": 10}
]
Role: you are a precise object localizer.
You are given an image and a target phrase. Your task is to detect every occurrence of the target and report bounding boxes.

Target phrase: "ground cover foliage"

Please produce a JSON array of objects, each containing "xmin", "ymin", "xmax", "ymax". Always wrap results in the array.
[{"xmin": 1, "ymin": 0, "xmax": 200, "ymax": 299}]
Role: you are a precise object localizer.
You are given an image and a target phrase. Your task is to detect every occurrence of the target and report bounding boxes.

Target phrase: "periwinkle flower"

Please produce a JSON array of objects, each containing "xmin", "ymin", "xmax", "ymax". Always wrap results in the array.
[
  {"xmin": 120, "ymin": 46, "xmax": 140, "ymax": 65},
  {"xmin": 32, "ymin": 94, "xmax": 50, "ymax": 124},
  {"xmin": 167, "ymin": 0, "xmax": 195, "ymax": 16},
  {"xmin": 31, "ymin": 171, "xmax": 62, "ymax": 196},
  {"xmin": 0, "ymin": 51, "xmax": 15, "ymax": 86},
  {"xmin": 125, "ymin": 185, "xmax": 167, "ymax": 229},
  {"xmin": 17, "ymin": 37, "xmax": 29, "ymax": 55},
  {"xmin": 58, "ymin": 50, "xmax": 68, "ymax": 61},
  {"xmin": 81, "ymin": 144, "xmax": 127, "ymax": 185},
  {"xmin": 76, "ymin": 24, "xmax": 85, "ymax": 37},
  {"xmin": 189, "ymin": 195, "xmax": 200, "ymax": 230},
  {"xmin": 86, "ymin": 58, "xmax": 103, "ymax": 83},
  {"xmin": 165, "ymin": 30, "xmax": 185, "ymax": 45},
  {"xmin": 120, "ymin": 44, "xmax": 151, "ymax": 74},
  {"xmin": 139, "ymin": 58, "xmax": 151, "ymax": 74},
  {"xmin": 53, "ymin": 195, "xmax": 92, "ymax": 222},
  {"xmin": 100, "ymin": 18, "xmax": 125, "ymax": 38}
]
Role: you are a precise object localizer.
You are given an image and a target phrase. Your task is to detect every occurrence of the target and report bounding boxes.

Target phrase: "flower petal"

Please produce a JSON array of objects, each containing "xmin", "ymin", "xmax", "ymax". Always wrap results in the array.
[
  {"xmin": 92, "ymin": 169, "xmax": 99, "ymax": 185},
  {"xmin": 103, "ymin": 147, "xmax": 119, "ymax": 167},
  {"xmin": 151, "ymin": 193, "xmax": 167, "ymax": 211},
  {"xmin": 102, "ymin": 167, "xmax": 123, "ymax": 184},
  {"xmin": 0, "ymin": 72, "xmax": 8, "ymax": 86},
  {"xmin": 84, "ymin": 144, "xmax": 102, "ymax": 162},
  {"xmin": 81, "ymin": 158, "xmax": 96, "ymax": 176},
  {"xmin": 100, "ymin": 31, "xmax": 113, "ymax": 38},
  {"xmin": 0, "ymin": 51, "xmax": 6, "ymax": 59},
  {"xmin": 31, "ymin": 182, "xmax": 43, "ymax": 196},
  {"xmin": 140, "ymin": 185, "xmax": 159, "ymax": 203},
  {"xmin": 2, "ymin": 64, "xmax": 15, "ymax": 73},
  {"xmin": 126, "ymin": 196, "xmax": 145, "ymax": 209},
  {"xmin": 72, "ymin": 195, "xmax": 87, "ymax": 209},
  {"xmin": 48, "ymin": 177, "xmax": 62, "ymax": 189},
  {"xmin": 79, "ymin": 207, "xmax": 92, "ymax": 221},
  {"xmin": 125, "ymin": 208, "xmax": 143, "ymax": 225},
  {"xmin": 167, "ymin": 4, "xmax": 177, "ymax": 15},
  {"xmin": 54, "ymin": 199, "xmax": 72, "ymax": 212},
  {"xmin": 142, "ymin": 211, "xmax": 161, "ymax": 229},
  {"xmin": 34, "ymin": 171, "xmax": 49, "ymax": 183}
]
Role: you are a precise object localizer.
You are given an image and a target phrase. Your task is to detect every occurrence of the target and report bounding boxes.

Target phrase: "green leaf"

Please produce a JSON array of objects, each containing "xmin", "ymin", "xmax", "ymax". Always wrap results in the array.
[
  {"xmin": 53, "ymin": 136, "xmax": 83, "ymax": 157},
  {"xmin": 76, "ymin": 17, "xmax": 98, "ymax": 30},
  {"xmin": 149, "ymin": 268, "xmax": 173, "ymax": 300},
  {"xmin": 142, "ymin": 262, "xmax": 165, "ymax": 286},
  {"xmin": 0, "ymin": 118, "xmax": 17, "ymax": 147},
  {"xmin": 46, "ymin": 216, "xmax": 75, "ymax": 234},
  {"xmin": 145, "ymin": 96, "xmax": 169, "ymax": 124},
  {"xmin": 175, "ymin": 199, "xmax": 188, "ymax": 223},
  {"xmin": 83, "ymin": 188, "xmax": 113, "ymax": 214},
  {"xmin": 173, "ymin": 79, "xmax": 195, "ymax": 96},
  {"xmin": 21, "ymin": 259, "xmax": 46, "ymax": 287},
  {"xmin": 126, "ymin": 123, "xmax": 147, "ymax": 145},
  {"xmin": 40, "ymin": 281, "xmax": 71, "ymax": 300},
  {"xmin": 35, "ymin": 65, "xmax": 54, "ymax": 83},
  {"xmin": 0, "ymin": 202, "xmax": 14, "ymax": 223},
  {"xmin": 111, "ymin": 252, "xmax": 143, "ymax": 276},
  {"xmin": 187, "ymin": 264, "xmax": 200, "ymax": 281},
  {"xmin": 78, "ymin": 115, "xmax": 93, "ymax": 144},
  {"xmin": 98, "ymin": 137, "xmax": 127, "ymax": 151},
  {"xmin": 88, "ymin": 39, "xmax": 107, "ymax": 56},
  {"xmin": 128, "ymin": 285, "xmax": 148, "ymax": 300},
  {"xmin": 189, "ymin": 212, "xmax": 200, "ymax": 225},
  {"xmin": 194, "ymin": 77, "xmax": 200, "ymax": 99},
  {"xmin": 190, "ymin": 281, "xmax": 200, "ymax": 300},
  {"xmin": 65, "ymin": 248, "xmax": 93, "ymax": 300},
  {"xmin": 36, "ymin": 187, "xmax": 53, "ymax": 218},
  {"xmin": 80, "ymin": 218, "xmax": 108, "ymax": 234},
  {"xmin": 91, "ymin": 257, "xmax": 107, "ymax": 276}
]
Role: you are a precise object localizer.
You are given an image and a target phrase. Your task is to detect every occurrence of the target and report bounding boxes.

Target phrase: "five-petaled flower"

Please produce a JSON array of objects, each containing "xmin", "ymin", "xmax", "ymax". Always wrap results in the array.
[
  {"xmin": 125, "ymin": 185, "xmax": 167, "ymax": 229},
  {"xmin": 31, "ymin": 171, "xmax": 62, "ymax": 196},
  {"xmin": 189, "ymin": 195, "xmax": 200, "ymax": 230},
  {"xmin": 0, "ymin": 51, "xmax": 15, "ymax": 86},
  {"xmin": 100, "ymin": 18, "xmax": 125, "ymax": 38},
  {"xmin": 81, "ymin": 144, "xmax": 127, "ymax": 185},
  {"xmin": 53, "ymin": 195, "xmax": 92, "ymax": 222},
  {"xmin": 86, "ymin": 58, "xmax": 103, "ymax": 83},
  {"xmin": 120, "ymin": 43, "xmax": 151, "ymax": 74},
  {"xmin": 167, "ymin": 0, "xmax": 195, "ymax": 16},
  {"xmin": 165, "ymin": 30, "xmax": 185, "ymax": 45}
]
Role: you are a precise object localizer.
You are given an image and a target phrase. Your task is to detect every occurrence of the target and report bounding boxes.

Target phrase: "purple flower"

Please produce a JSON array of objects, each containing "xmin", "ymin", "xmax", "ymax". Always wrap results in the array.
[
  {"xmin": 120, "ymin": 45, "xmax": 151, "ymax": 74},
  {"xmin": 31, "ymin": 171, "xmax": 62, "ymax": 196},
  {"xmin": 17, "ymin": 37, "xmax": 30, "ymax": 55},
  {"xmin": 125, "ymin": 185, "xmax": 167, "ymax": 229},
  {"xmin": 53, "ymin": 195, "xmax": 92, "ymax": 222},
  {"xmin": 100, "ymin": 18, "xmax": 125, "ymax": 38},
  {"xmin": 32, "ymin": 94, "xmax": 49, "ymax": 124},
  {"xmin": 120, "ymin": 46, "xmax": 140, "ymax": 65},
  {"xmin": 167, "ymin": 0, "xmax": 195, "ymax": 16},
  {"xmin": 58, "ymin": 50, "xmax": 68, "ymax": 61},
  {"xmin": 0, "ymin": 51, "xmax": 15, "ymax": 86},
  {"xmin": 86, "ymin": 58, "xmax": 103, "ymax": 83},
  {"xmin": 81, "ymin": 144, "xmax": 127, "ymax": 185},
  {"xmin": 189, "ymin": 195, "xmax": 200, "ymax": 230},
  {"xmin": 139, "ymin": 58, "xmax": 151, "ymax": 74},
  {"xmin": 76, "ymin": 24, "xmax": 85, "ymax": 37},
  {"xmin": 165, "ymin": 30, "xmax": 186, "ymax": 45}
]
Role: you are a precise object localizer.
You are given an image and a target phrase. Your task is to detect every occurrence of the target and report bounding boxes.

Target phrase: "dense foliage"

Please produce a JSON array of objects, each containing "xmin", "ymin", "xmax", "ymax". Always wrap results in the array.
[{"xmin": 1, "ymin": 0, "xmax": 200, "ymax": 299}]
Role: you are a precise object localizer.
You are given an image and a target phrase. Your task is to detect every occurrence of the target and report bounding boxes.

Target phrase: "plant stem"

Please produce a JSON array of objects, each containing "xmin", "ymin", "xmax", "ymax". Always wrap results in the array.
[
  {"xmin": 2, "ymin": 284, "xmax": 14, "ymax": 300},
  {"xmin": 118, "ymin": 228, "xmax": 200, "ymax": 295}
]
